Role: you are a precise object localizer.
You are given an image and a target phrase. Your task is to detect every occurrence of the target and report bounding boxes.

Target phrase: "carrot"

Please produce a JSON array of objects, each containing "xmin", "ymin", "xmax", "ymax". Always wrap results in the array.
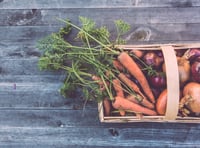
[
  {"xmin": 118, "ymin": 73, "xmax": 154, "ymax": 109},
  {"xmin": 92, "ymin": 75, "xmax": 103, "ymax": 85},
  {"xmin": 118, "ymin": 73, "xmax": 144, "ymax": 98},
  {"xmin": 112, "ymin": 96, "xmax": 157, "ymax": 116},
  {"xmin": 118, "ymin": 52, "xmax": 155, "ymax": 103},
  {"xmin": 113, "ymin": 60, "xmax": 124, "ymax": 71},
  {"xmin": 112, "ymin": 79, "xmax": 124, "ymax": 98},
  {"xmin": 92, "ymin": 75, "xmax": 109, "ymax": 91},
  {"xmin": 130, "ymin": 49, "xmax": 144, "ymax": 58},
  {"xmin": 126, "ymin": 94, "xmax": 154, "ymax": 109},
  {"xmin": 112, "ymin": 79, "xmax": 126, "ymax": 116},
  {"xmin": 103, "ymin": 98, "xmax": 112, "ymax": 116}
]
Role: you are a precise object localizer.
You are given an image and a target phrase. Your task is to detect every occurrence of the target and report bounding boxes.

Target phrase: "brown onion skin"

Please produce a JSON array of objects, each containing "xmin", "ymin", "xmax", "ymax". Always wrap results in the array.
[
  {"xmin": 182, "ymin": 82, "xmax": 200, "ymax": 113},
  {"xmin": 184, "ymin": 48, "xmax": 200, "ymax": 62},
  {"xmin": 176, "ymin": 49, "xmax": 187, "ymax": 57},
  {"xmin": 162, "ymin": 57, "xmax": 190, "ymax": 87},
  {"xmin": 191, "ymin": 61, "xmax": 200, "ymax": 82},
  {"xmin": 177, "ymin": 57, "xmax": 191, "ymax": 87}
]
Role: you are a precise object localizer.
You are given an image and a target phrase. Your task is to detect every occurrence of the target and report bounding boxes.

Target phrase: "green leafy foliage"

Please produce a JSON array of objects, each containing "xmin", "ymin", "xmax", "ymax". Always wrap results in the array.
[
  {"xmin": 37, "ymin": 16, "xmax": 131, "ymax": 102},
  {"xmin": 58, "ymin": 19, "xmax": 72, "ymax": 38},
  {"xmin": 114, "ymin": 19, "xmax": 131, "ymax": 44},
  {"xmin": 37, "ymin": 34, "xmax": 69, "ymax": 70},
  {"xmin": 77, "ymin": 16, "xmax": 110, "ymax": 45}
]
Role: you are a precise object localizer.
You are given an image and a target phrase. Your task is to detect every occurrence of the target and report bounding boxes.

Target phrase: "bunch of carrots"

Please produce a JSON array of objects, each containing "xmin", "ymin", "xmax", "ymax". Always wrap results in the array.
[
  {"xmin": 100, "ymin": 47, "xmax": 200, "ymax": 117},
  {"xmin": 95, "ymin": 51, "xmax": 157, "ymax": 117},
  {"xmin": 37, "ymin": 16, "xmax": 200, "ymax": 118}
]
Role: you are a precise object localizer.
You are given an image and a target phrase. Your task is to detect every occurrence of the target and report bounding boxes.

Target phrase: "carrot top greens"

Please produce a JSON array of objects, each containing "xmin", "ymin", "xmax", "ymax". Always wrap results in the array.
[{"xmin": 37, "ymin": 16, "xmax": 130, "ymax": 102}]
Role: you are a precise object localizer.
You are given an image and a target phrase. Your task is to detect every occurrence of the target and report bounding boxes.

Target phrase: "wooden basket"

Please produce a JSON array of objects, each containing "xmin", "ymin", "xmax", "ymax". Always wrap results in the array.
[{"xmin": 98, "ymin": 43, "xmax": 200, "ymax": 123}]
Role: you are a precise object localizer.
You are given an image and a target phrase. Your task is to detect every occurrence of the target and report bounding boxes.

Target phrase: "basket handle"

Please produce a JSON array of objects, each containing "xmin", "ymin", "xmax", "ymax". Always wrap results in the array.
[{"xmin": 161, "ymin": 46, "xmax": 180, "ymax": 120}]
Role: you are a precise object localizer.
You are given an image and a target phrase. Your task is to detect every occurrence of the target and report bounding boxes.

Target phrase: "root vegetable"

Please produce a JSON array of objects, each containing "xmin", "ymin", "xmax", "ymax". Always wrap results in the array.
[
  {"xmin": 92, "ymin": 75, "xmax": 109, "ymax": 91},
  {"xmin": 191, "ymin": 58, "xmax": 200, "ymax": 82},
  {"xmin": 163, "ymin": 57, "xmax": 190, "ymax": 87},
  {"xmin": 183, "ymin": 48, "xmax": 200, "ymax": 61},
  {"xmin": 149, "ymin": 72, "xmax": 166, "ymax": 88},
  {"xmin": 103, "ymin": 98, "xmax": 112, "ymax": 116},
  {"xmin": 112, "ymin": 79, "xmax": 125, "ymax": 98},
  {"xmin": 118, "ymin": 73, "xmax": 154, "ymax": 109},
  {"xmin": 130, "ymin": 49, "xmax": 145, "ymax": 58},
  {"xmin": 156, "ymin": 89, "xmax": 167, "ymax": 115},
  {"xmin": 118, "ymin": 73, "xmax": 145, "ymax": 98},
  {"xmin": 118, "ymin": 52, "xmax": 155, "ymax": 103},
  {"xmin": 112, "ymin": 96, "xmax": 157, "ymax": 116},
  {"xmin": 177, "ymin": 57, "xmax": 190, "ymax": 86},
  {"xmin": 180, "ymin": 82, "xmax": 200, "ymax": 113},
  {"xmin": 143, "ymin": 51, "xmax": 164, "ymax": 69},
  {"xmin": 112, "ymin": 79, "xmax": 126, "ymax": 116},
  {"xmin": 126, "ymin": 94, "xmax": 154, "ymax": 109},
  {"xmin": 113, "ymin": 60, "xmax": 124, "ymax": 71}
]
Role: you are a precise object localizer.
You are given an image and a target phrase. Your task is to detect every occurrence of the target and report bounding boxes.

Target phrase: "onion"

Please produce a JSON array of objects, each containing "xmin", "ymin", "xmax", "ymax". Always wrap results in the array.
[
  {"xmin": 180, "ymin": 82, "xmax": 200, "ymax": 113},
  {"xmin": 156, "ymin": 89, "xmax": 167, "ymax": 115},
  {"xmin": 191, "ymin": 58, "xmax": 200, "ymax": 82},
  {"xmin": 163, "ymin": 57, "xmax": 190, "ymax": 86},
  {"xmin": 177, "ymin": 57, "xmax": 190, "ymax": 87},
  {"xmin": 143, "ymin": 51, "xmax": 164, "ymax": 69},
  {"xmin": 149, "ymin": 72, "xmax": 166, "ymax": 88},
  {"xmin": 175, "ymin": 49, "xmax": 187, "ymax": 57},
  {"xmin": 183, "ymin": 48, "xmax": 200, "ymax": 61}
]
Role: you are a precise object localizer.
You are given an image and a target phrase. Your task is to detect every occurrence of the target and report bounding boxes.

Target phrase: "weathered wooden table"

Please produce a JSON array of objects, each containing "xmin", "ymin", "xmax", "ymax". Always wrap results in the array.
[{"xmin": 1, "ymin": 0, "xmax": 200, "ymax": 147}]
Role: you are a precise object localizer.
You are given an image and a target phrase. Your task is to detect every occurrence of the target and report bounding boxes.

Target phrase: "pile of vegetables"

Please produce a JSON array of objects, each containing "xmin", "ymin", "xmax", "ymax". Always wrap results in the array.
[{"xmin": 37, "ymin": 16, "xmax": 200, "ymax": 118}]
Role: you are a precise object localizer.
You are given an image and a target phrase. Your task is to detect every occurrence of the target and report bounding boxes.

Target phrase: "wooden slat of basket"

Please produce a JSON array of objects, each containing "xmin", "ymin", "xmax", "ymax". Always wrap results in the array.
[
  {"xmin": 161, "ymin": 46, "xmax": 180, "ymax": 120},
  {"xmin": 98, "ymin": 102, "xmax": 104, "ymax": 122},
  {"xmin": 116, "ymin": 43, "xmax": 200, "ymax": 50}
]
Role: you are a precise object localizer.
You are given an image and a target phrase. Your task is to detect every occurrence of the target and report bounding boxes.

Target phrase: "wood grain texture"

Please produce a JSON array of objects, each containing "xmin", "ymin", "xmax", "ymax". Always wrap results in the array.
[
  {"xmin": 1, "ymin": 8, "xmax": 200, "ymax": 26},
  {"xmin": 0, "ymin": 109, "xmax": 99, "ymax": 127},
  {"xmin": 1, "ymin": 24, "xmax": 200, "ymax": 48},
  {"xmin": 0, "ymin": 0, "xmax": 199, "ymax": 9},
  {"xmin": 0, "ymin": 75, "xmax": 64, "ymax": 82},
  {"xmin": 0, "ymin": 124, "xmax": 200, "ymax": 147},
  {"xmin": 0, "ymin": 58, "xmax": 45, "ymax": 75},
  {"xmin": 1, "ymin": 1, "xmax": 200, "ymax": 147}
]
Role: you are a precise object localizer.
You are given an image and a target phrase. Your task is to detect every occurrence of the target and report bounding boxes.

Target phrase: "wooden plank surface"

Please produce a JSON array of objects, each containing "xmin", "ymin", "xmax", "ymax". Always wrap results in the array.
[
  {"xmin": 0, "ymin": 124, "xmax": 199, "ymax": 147},
  {"xmin": 0, "ymin": 0, "xmax": 199, "ymax": 9},
  {"xmin": 1, "ymin": 24, "xmax": 200, "ymax": 47},
  {"xmin": 1, "ymin": 0, "xmax": 200, "ymax": 147},
  {"xmin": 1, "ymin": 8, "xmax": 200, "ymax": 27}
]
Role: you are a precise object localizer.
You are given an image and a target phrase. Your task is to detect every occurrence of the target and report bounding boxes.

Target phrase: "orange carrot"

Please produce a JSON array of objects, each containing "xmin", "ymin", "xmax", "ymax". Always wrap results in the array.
[
  {"xmin": 118, "ymin": 52, "xmax": 155, "ymax": 103},
  {"xmin": 92, "ymin": 75, "xmax": 109, "ymax": 91},
  {"xmin": 126, "ymin": 94, "xmax": 154, "ymax": 109},
  {"xmin": 130, "ymin": 49, "xmax": 144, "ymax": 58},
  {"xmin": 112, "ymin": 96, "xmax": 157, "ymax": 116},
  {"xmin": 118, "ymin": 73, "xmax": 145, "ymax": 98},
  {"xmin": 92, "ymin": 75, "xmax": 103, "ymax": 85},
  {"xmin": 118, "ymin": 73, "xmax": 154, "ymax": 109},
  {"xmin": 112, "ymin": 79, "xmax": 124, "ymax": 98},
  {"xmin": 103, "ymin": 98, "xmax": 111, "ymax": 116},
  {"xmin": 113, "ymin": 60, "xmax": 124, "ymax": 71},
  {"xmin": 112, "ymin": 79, "xmax": 126, "ymax": 116}
]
